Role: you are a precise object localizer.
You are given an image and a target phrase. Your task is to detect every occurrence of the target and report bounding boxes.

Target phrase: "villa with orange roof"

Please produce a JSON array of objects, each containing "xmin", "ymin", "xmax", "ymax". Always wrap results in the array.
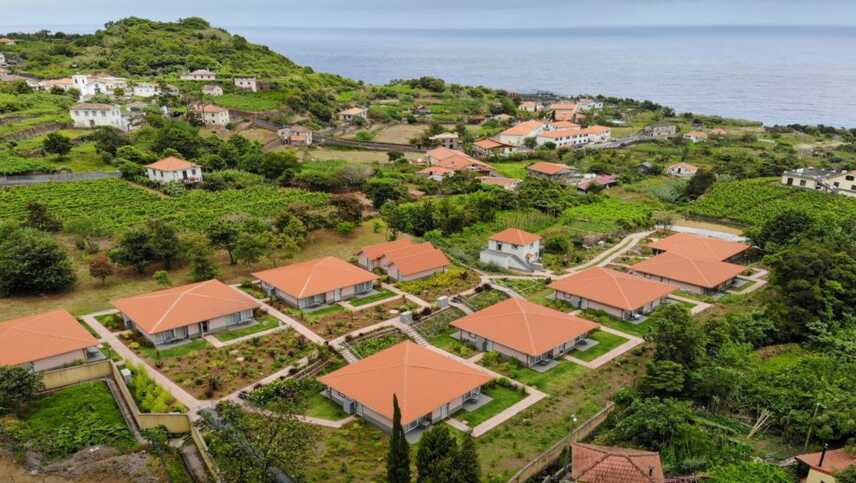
[
  {"xmin": 684, "ymin": 130, "xmax": 708, "ymax": 143},
  {"xmin": 417, "ymin": 165, "xmax": 455, "ymax": 182},
  {"xmin": 480, "ymin": 228, "xmax": 543, "ymax": 272},
  {"xmin": 357, "ymin": 239, "xmax": 449, "ymax": 281},
  {"xmin": 452, "ymin": 298, "xmax": 599, "ymax": 367},
  {"xmin": 423, "ymin": 147, "xmax": 496, "ymax": 175},
  {"xmin": 253, "ymin": 256, "xmax": 378, "ymax": 308},
  {"xmin": 473, "ymin": 138, "xmax": 515, "ymax": 158},
  {"xmin": 318, "ymin": 341, "xmax": 493, "ymax": 434},
  {"xmin": 0, "ymin": 310, "xmax": 101, "ymax": 371},
  {"xmin": 497, "ymin": 120, "xmax": 546, "ymax": 146},
  {"xmin": 191, "ymin": 103, "xmax": 230, "ymax": 126},
  {"xmin": 144, "ymin": 156, "xmax": 203, "ymax": 184},
  {"xmin": 571, "ymin": 443, "xmax": 664, "ymax": 483},
  {"xmin": 630, "ymin": 252, "xmax": 746, "ymax": 295},
  {"xmin": 550, "ymin": 267, "xmax": 676, "ymax": 320},
  {"xmin": 357, "ymin": 238, "xmax": 415, "ymax": 270},
  {"xmin": 548, "ymin": 102, "xmax": 578, "ymax": 121},
  {"xmin": 645, "ymin": 232, "xmax": 751, "ymax": 263},
  {"xmin": 112, "ymin": 279, "xmax": 260, "ymax": 346},
  {"xmin": 527, "ymin": 161, "xmax": 577, "ymax": 182},
  {"xmin": 338, "ymin": 106, "xmax": 368, "ymax": 123}
]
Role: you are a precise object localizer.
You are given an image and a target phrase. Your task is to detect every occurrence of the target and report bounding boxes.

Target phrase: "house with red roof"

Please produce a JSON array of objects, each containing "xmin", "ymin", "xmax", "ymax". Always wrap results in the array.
[
  {"xmin": 497, "ymin": 120, "xmax": 546, "ymax": 146},
  {"xmin": 550, "ymin": 267, "xmax": 676, "ymax": 320},
  {"xmin": 571, "ymin": 443, "xmax": 664, "ymax": 483},
  {"xmin": 145, "ymin": 156, "xmax": 203, "ymax": 184},
  {"xmin": 630, "ymin": 252, "xmax": 746, "ymax": 295},
  {"xmin": 527, "ymin": 161, "xmax": 578, "ymax": 182},
  {"xmin": 796, "ymin": 447, "xmax": 856, "ymax": 483},
  {"xmin": 253, "ymin": 256, "xmax": 379, "ymax": 308},
  {"xmin": 191, "ymin": 103, "xmax": 230, "ymax": 126},
  {"xmin": 319, "ymin": 341, "xmax": 493, "ymax": 434},
  {"xmin": 645, "ymin": 232, "xmax": 751, "ymax": 263},
  {"xmin": 112, "ymin": 280, "xmax": 260, "ymax": 346},
  {"xmin": 473, "ymin": 138, "xmax": 515, "ymax": 159},
  {"xmin": 452, "ymin": 298, "xmax": 599, "ymax": 367},
  {"xmin": 480, "ymin": 228, "xmax": 543, "ymax": 272},
  {"xmin": 0, "ymin": 310, "xmax": 101, "ymax": 371},
  {"xmin": 357, "ymin": 239, "xmax": 450, "ymax": 281}
]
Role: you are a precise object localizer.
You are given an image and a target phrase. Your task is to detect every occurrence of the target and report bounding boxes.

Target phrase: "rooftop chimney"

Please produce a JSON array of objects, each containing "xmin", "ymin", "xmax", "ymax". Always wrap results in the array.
[{"xmin": 819, "ymin": 443, "xmax": 829, "ymax": 467}]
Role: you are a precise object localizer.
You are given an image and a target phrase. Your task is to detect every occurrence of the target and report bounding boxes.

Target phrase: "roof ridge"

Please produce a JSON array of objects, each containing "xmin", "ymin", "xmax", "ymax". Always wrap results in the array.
[
  {"xmin": 515, "ymin": 298, "xmax": 538, "ymax": 354},
  {"xmin": 298, "ymin": 259, "xmax": 323, "ymax": 298},
  {"xmin": 605, "ymin": 269, "xmax": 634, "ymax": 309},
  {"xmin": 151, "ymin": 281, "xmax": 207, "ymax": 332},
  {"xmin": 5, "ymin": 324, "xmax": 93, "ymax": 344}
]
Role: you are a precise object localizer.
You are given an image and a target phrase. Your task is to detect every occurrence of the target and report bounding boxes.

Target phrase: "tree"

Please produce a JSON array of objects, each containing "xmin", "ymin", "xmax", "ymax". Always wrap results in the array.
[
  {"xmin": 647, "ymin": 304, "xmax": 705, "ymax": 370},
  {"xmin": 365, "ymin": 178, "xmax": 406, "ymax": 209},
  {"xmin": 0, "ymin": 226, "xmax": 76, "ymax": 296},
  {"xmin": 146, "ymin": 219, "xmax": 182, "ymax": 269},
  {"xmin": 452, "ymin": 434, "xmax": 480, "ymax": 483},
  {"xmin": 416, "ymin": 424, "xmax": 458, "ymax": 483},
  {"xmin": 639, "ymin": 360, "xmax": 686, "ymax": 397},
  {"xmin": 336, "ymin": 221, "xmax": 355, "ymax": 236},
  {"xmin": 24, "ymin": 201, "xmax": 62, "ymax": 232},
  {"xmin": 331, "ymin": 193, "xmax": 364, "ymax": 224},
  {"xmin": 707, "ymin": 461, "xmax": 792, "ymax": 483},
  {"xmin": 751, "ymin": 208, "xmax": 815, "ymax": 251},
  {"xmin": 207, "ymin": 222, "xmax": 240, "ymax": 265},
  {"xmin": 186, "ymin": 235, "xmax": 220, "ymax": 282},
  {"xmin": 259, "ymin": 150, "xmax": 300, "ymax": 182},
  {"xmin": 387, "ymin": 395, "xmax": 411, "ymax": 483},
  {"xmin": 234, "ymin": 231, "xmax": 268, "ymax": 265},
  {"xmin": 838, "ymin": 464, "xmax": 856, "ymax": 483},
  {"xmin": 89, "ymin": 254, "xmax": 115, "ymax": 285},
  {"xmin": 0, "ymin": 367, "xmax": 44, "ymax": 415},
  {"xmin": 682, "ymin": 168, "xmax": 716, "ymax": 200},
  {"xmin": 43, "ymin": 132, "xmax": 72, "ymax": 158},
  {"xmin": 109, "ymin": 227, "xmax": 157, "ymax": 274},
  {"xmin": 154, "ymin": 270, "xmax": 171, "ymax": 287}
]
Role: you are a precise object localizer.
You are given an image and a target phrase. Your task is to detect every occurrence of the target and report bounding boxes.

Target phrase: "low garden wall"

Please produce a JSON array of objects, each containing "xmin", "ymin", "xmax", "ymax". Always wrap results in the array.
[
  {"xmin": 41, "ymin": 360, "xmax": 113, "ymax": 390},
  {"xmin": 109, "ymin": 363, "xmax": 192, "ymax": 434}
]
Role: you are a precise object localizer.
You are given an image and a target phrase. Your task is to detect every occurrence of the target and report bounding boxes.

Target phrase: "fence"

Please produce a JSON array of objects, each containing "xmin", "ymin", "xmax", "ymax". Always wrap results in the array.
[
  {"xmin": 0, "ymin": 171, "xmax": 119, "ymax": 186},
  {"xmin": 507, "ymin": 401, "xmax": 616, "ymax": 483}
]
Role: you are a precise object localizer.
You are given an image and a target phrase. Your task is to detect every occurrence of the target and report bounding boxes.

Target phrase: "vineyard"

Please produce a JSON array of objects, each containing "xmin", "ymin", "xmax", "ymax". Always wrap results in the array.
[
  {"xmin": 0, "ymin": 178, "xmax": 329, "ymax": 235},
  {"xmin": 689, "ymin": 177, "xmax": 856, "ymax": 227},
  {"xmin": 562, "ymin": 197, "xmax": 655, "ymax": 234}
]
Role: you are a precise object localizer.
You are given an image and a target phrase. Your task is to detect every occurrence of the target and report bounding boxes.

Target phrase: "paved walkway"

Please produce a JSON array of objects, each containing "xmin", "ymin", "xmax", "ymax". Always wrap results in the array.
[
  {"xmin": 237, "ymin": 399, "xmax": 357, "ymax": 428},
  {"xmin": 394, "ymin": 321, "xmax": 430, "ymax": 346},
  {"xmin": 382, "ymin": 283, "xmax": 431, "ymax": 308},
  {"xmin": 255, "ymin": 300, "xmax": 326, "ymax": 345},
  {"xmin": 667, "ymin": 294, "xmax": 713, "ymax": 315},
  {"xmin": 565, "ymin": 326, "xmax": 643, "ymax": 370},
  {"xmin": 339, "ymin": 293, "xmax": 403, "ymax": 312},
  {"xmin": 732, "ymin": 267, "xmax": 769, "ymax": 294},
  {"xmin": 562, "ymin": 230, "xmax": 655, "ymax": 276},
  {"xmin": 445, "ymin": 418, "xmax": 471, "ymax": 433},
  {"xmin": 82, "ymin": 310, "xmax": 208, "ymax": 415}
]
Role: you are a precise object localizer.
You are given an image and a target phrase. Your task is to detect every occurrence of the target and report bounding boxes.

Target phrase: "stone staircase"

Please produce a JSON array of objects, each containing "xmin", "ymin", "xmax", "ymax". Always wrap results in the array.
[
  {"xmin": 333, "ymin": 342, "xmax": 360, "ymax": 363},
  {"xmin": 397, "ymin": 323, "xmax": 430, "ymax": 347}
]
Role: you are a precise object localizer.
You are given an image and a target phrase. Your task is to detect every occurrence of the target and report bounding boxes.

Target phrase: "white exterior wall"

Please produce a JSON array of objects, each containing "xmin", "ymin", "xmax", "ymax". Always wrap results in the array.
[
  {"xmin": 31, "ymin": 349, "xmax": 89, "ymax": 372},
  {"xmin": 234, "ymin": 78, "xmax": 258, "ymax": 92},
  {"xmin": 632, "ymin": 271, "xmax": 733, "ymax": 295},
  {"xmin": 133, "ymin": 84, "xmax": 159, "ymax": 97},
  {"xmin": 70, "ymin": 106, "xmax": 133, "ymax": 132},
  {"xmin": 264, "ymin": 281, "xmax": 373, "ymax": 308},
  {"xmin": 201, "ymin": 110, "xmax": 230, "ymax": 126},
  {"xmin": 488, "ymin": 239, "xmax": 540, "ymax": 263},
  {"xmin": 146, "ymin": 167, "xmax": 203, "ymax": 184}
]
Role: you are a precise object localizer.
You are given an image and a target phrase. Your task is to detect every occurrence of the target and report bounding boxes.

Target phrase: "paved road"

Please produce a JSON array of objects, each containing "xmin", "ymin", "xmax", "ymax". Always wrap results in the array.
[{"xmin": 0, "ymin": 171, "xmax": 119, "ymax": 186}]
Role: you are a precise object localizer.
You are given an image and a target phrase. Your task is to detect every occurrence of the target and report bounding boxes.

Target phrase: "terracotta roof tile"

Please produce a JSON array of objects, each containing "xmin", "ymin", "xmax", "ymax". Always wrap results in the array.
[
  {"xmin": 550, "ymin": 267, "xmax": 675, "ymax": 311},
  {"xmin": 631, "ymin": 252, "xmax": 745, "ymax": 289},
  {"xmin": 490, "ymin": 228, "xmax": 542, "ymax": 245},
  {"xmin": 253, "ymin": 257, "xmax": 378, "ymax": 299},
  {"xmin": 645, "ymin": 233, "xmax": 750, "ymax": 261},
  {"xmin": 796, "ymin": 448, "xmax": 856, "ymax": 476},
  {"xmin": 385, "ymin": 245, "xmax": 449, "ymax": 277},
  {"xmin": 112, "ymin": 280, "xmax": 259, "ymax": 335},
  {"xmin": 145, "ymin": 156, "xmax": 196, "ymax": 171},
  {"xmin": 318, "ymin": 341, "xmax": 493, "ymax": 424},
  {"xmin": 451, "ymin": 298, "xmax": 599, "ymax": 356},
  {"xmin": 500, "ymin": 120, "xmax": 545, "ymax": 137},
  {"xmin": 528, "ymin": 161, "xmax": 571, "ymax": 175},
  {"xmin": 358, "ymin": 239, "xmax": 415, "ymax": 262},
  {"xmin": 572, "ymin": 443, "xmax": 664, "ymax": 483},
  {"xmin": 0, "ymin": 310, "xmax": 98, "ymax": 366}
]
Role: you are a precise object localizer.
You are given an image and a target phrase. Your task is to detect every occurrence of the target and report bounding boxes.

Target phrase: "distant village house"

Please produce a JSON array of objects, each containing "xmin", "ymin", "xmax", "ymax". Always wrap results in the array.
[
  {"xmin": 145, "ymin": 156, "xmax": 203, "ymax": 184},
  {"xmin": 181, "ymin": 69, "xmax": 216, "ymax": 81},
  {"xmin": 70, "ymin": 103, "xmax": 140, "ymax": 132},
  {"xmin": 338, "ymin": 107, "xmax": 368, "ymax": 123},
  {"xmin": 234, "ymin": 77, "xmax": 258, "ymax": 92},
  {"xmin": 192, "ymin": 103, "xmax": 230, "ymax": 127},
  {"xmin": 277, "ymin": 125, "xmax": 313, "ymax": 146},
  {"xmin": 202, "ymin": 84, "xmax": 223, "ymax": 97},
  {"xmin": 428, "ymin": 132, "xmax": 460, "ymax": 150}
]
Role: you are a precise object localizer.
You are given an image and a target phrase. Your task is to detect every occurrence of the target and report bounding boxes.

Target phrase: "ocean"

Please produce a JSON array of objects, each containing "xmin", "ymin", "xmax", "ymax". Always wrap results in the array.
[
  {"xmin": 4, "ymin": 24, "xmax": 855, "ymax": 127},
  {"xmin": 231, "ymin": 25, "xmax": 856, "ymax": 127}
]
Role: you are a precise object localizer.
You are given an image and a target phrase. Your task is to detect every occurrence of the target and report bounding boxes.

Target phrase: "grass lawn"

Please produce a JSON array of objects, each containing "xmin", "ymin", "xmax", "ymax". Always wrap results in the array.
[
  {"xmin": 480, "ymin": 353, "xmax": 586, "ymax": 393},
  {"xmin": 304, "ymin": 391, "xmax": 348, "ymax": 420},
  {"xmin": 490, "ymin": 161, "xmax": 530, "ymax": 179},
  {"xmin": 397, "ymin": 265, "xmax": 481, "ymax": 302},
  {"xmin": 581, "ymin": 309, "xmax": 653, "ymax": 338},
  {"xmin": 466, "ymin": 289, "xmax": 508, "ymax": 310},
  {"xmin": 1, "ymin": 381, "xmax": 135, "ymax": 460},
  {"xmin": 370, "ymin": 124, "xmax": 426, "ymax": 144},
  {"xmin": 571, "ymin": 329, "xmax": 629, "ymax": 362},
  {"xmin": 138, "ymin": 338, "xmax": 210, "ymax": 360},
  {"xmin": 214, "ymin": 314, "xmax": 281, "ymax": 342},
  {"xmin": 458, "ymin": 382, "xmax": 527, "ymax": 427},
  {"xmin": 349, "ymin": 289, "xmax": 398, "ymax": 307},
  {"xmin": 305, "ymin": 421, "xmax": 389, "ymax": 482},
  {"xmin": 238, "ymin": 283, "xmax": 267, "ymax": 299}
]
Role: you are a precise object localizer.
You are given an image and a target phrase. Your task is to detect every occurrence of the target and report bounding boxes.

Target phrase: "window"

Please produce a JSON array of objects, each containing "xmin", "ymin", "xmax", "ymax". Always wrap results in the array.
[
  {"xmin": 799, "ymin": 179, "xmax": 807, "ymax": 186},
  {"xmin": 847, "ymin": 175, "xmax": 854, "ymax": 181}
]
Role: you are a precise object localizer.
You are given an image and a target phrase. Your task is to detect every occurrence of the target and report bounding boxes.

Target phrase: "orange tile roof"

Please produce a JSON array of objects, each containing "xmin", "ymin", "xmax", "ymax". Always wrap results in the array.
[
  {"xmin": 40, "ymin": 78, "xmax": 73, "ymax": 87},
  {"xmin": 631, "ymin": 252, "xmax": 746, "ymax": 289},
  {"xmin": 551, "ymin": 121, "xmax": 580, "ymax": 129},
  {"xmin": 253, "ymin": 256, "xmax": 379, "ymax": 299},
  {"xmin": 645, "ymin": 233, "xmax": 750, "ymax": 261},
  {"xmin": 474, "ymin": 138, "xmax": 511, "ymax": 149},
  {"xmin": 500, "ymin": 120, "xmax": 545, "ymax": 137},
  {"xmin": 0, "ymin": 310, "xmax": 98, "ymax": 366},
  {"xmin": 539, "ymin": 128, "xmax": 583, "ymax": 139},
  {"xmin": 582, "ymin": 125, "xmax": 611, "ymax": 135},
  {"xmin": 145, "ymin": 156, "xmax": 196, "ymax": 171},
  {"xmin": 549, "ymin": 267, "xmax": 675, "ymax": 311},
  {"xmin": 686, "ymin": 130, "xmax": 708, "ymax": 138},
  {"xmin": 435, "ymin": 154, "xmax": 495, "ymax": 173},
  {"xmin": 451, "ymin": 298, "xmax": 599, "ymax": 357},
  {"xmin": 359, "ymin": 238, "xmax": 415, "ymax": 262},
  {"xmin": 426, "ymin": 146, "xmax": 461, "ymax": 160},
  {"xmin": 572, "ymin": 443, "xmax": 664, "ymax": 483},
  {"xmin": 550, "ymin": 102, "xmax": 578, "ymax": 111},
  {"xmin": 318, "ymin": 341, "xmax": 493, "ymax": 424},
  {"xmin": 796, "ymin": 448, "xmax": 856, "ymax": 476},
  {"xmin": 479, "ymin": 176, "xmax": 519, "ymax": 188},
  {"xmin": 385, "ymin": 245, "xmax": 450, "ymax": 277},
  {"xmin": 112, "ymin": 280, "xmax": 259, "ymax": 335},
  {"xmin": 528, "ymin": 161, "xmax": 570, "ymax": 175},
  {"xmin": 200, "ymin": 104, "xmax": 227, "ymax": 113},
  {"xmin": 490, "ymin": 228, "xmax": 542, "ymax": 245}
]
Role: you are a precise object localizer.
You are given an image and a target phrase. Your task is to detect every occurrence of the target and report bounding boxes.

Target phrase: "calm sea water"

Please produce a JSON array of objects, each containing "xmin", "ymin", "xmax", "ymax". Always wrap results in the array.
[
  {"xmin": 231, "ymin": 26, "xmax": 856, "ymax": 127},
  {"xmin": 5, "ymin": 24, "xmax": 856, "ymax": 126}
]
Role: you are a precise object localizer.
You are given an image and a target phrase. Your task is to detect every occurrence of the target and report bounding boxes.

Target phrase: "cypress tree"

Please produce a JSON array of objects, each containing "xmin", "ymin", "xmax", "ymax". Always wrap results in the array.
[
  {"xmin": 416, "ymin": 424, "xmax": 457, "ymax": 483},
  {"xmin": 387, "ymin": 394, "xmax": 411, "ymax": 483},
  {"xmin": 453, "ymin": 434, "xmax": 480, "ymax": 483}
]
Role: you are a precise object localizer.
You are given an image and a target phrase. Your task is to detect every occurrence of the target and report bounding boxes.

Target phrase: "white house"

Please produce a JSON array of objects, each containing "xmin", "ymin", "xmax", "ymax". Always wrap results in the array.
[
  {"xmin": 192, "ymin": 104, "xmax": 230, "ymax": 127},
  {"xmin": 473, "ymin": 138, "xmax": 515, "ymax": 159},
  {"xmin": 144, "ymin": 157, "xmax": 203, "ymax": 184},
  {"xmin": 667, "ymin": 162, "xmax": 698, "ymax": 177},
  {"xmin": 70, "ymin": 104, "xmax": 139, "ymax": 132},
  {"xmin": 0, "ymin": 53, "xmax": 6, "ymax": 66},
  {"xmin": 72, "ymin": 74, "xmax": 128, "ymax": 100},
  {"xmin": 132, "ymin": 83, "xmax": 160, "ymax": 98},
  {"xmin": 234, "ymin": 77, "xmax": 258, "ymax": 92},
  {"xmin": 201, "ymin": 84, "xmax": 223, "ymax": 97},
  {"xmin": 277, "ymin": 125, "xmax": 313, "ymax": 146},
  {"xmin": 181, "ymin": 69, "xmax": 216, "ymax": 81},
  {"xmin": 429, "ymin": 132, "xmax": 460, "ymax": 149},
  {"xmin": 684, "ymin": 131, "xmax": 708, "ymax": 143},
  {"xmin": 497, "ymin": 120, "xmax": 546, "ymax": 146},
  {"xmin": 781, "ymin": 167, "xmax": 856, "ymax": 197},
  {"xmin": 518, "ymin": 101, "xmax": 543, "ymax": 113},
  {"xmin": 479, "ymin": 228, "xmax": 543, "ymax": 272},
  {"xmin": 35, "ymin": 78, "xmax": 74, "ymax": 92},
  {"xmin": 338, "ymin": 107, "xmax": 368, "ymax": 123},
  {"xmin": 576, "ymin": 98, "xmax": 604, "ymax": 111}
]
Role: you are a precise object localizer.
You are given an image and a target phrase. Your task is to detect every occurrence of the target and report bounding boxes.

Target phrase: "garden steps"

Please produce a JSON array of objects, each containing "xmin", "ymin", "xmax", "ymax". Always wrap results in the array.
[{"xmin": 395, "ymin": 322, "xmax": 430, "ymax": 347}]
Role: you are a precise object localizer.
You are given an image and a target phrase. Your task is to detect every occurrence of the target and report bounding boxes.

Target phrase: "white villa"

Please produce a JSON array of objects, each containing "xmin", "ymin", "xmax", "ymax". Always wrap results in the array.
[
  {"xmin": 479, "ymin": 228, "xmax": 543, "ymax": 272},
  {"xmin": 202, "ymin": 84, "xmax": 223, "ymax": 96},
  {"xmin": 429, "ymin": 132, "xmax": 460, "ymax": 149},
  {"xmin": 132, "ymin": 83, "xmax": 160, "ymax": 98},
  {"xmin": 181, "ymin": 69, "xmax": 216, "ymax": 81},
  {"xmin": 145, "ymin": 157, "xmax": 203, "ymax": 184},
  {"xmin": 781, "ymin": 167, "xmax": 856, "ymax": 197},
  {"xmin": 234, "ymin": 77, "xmax": 258, "ymax": 92},
  {"xmin": 70, "ymin": 103, "xmax": 139, "ymax": 132},
  {"xmin": 278, "ymin": 125, "xmax": 313, "ymax": 146},
  {"xmin": 338, "ymin": 107, "xmax": 368, "ymax": 123},
  {"xmin": 497, "ymin": 120, "xmax": 546, "ymax": 146},
  {"xmin": 72, "ymin": 74, "xmax": 128, "ymax": 100},
  {"xmin": 192, "ymin": 104, "xmax": 230, "ymax": 127}
]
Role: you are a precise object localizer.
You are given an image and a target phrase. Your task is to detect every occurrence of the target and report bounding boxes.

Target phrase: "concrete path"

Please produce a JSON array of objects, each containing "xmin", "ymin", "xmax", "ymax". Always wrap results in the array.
[
  {"xmin": 237, "ymin": 399, "xmax": 357, "ymax": 428},
  {"xmin": 256, "ymin": 300, "xmax": 326, "ymax": 345},
  {"xmin": 383, "ymin": 283, "xmax": 431, "ymax": 308},
  {"xmin": 731, "ymin": 267, "xmax": 769, "ymax": 294},
  {"xmin": 564, "ymin": 230, "xmax": 655, "ymax": 275},
  {"xmin": 339, "ymin": 293, "xmax": 403, "ymax": 312},
  {"xmin": 448, "ymin": 300, "xmax": 473, "ymax": 315},
  {"xmin": 565, "ymin": 326, "xmax": 643, "ymax": 370},
  {"xmin": 445, "ymin": 418, "xmax": 471, "ymax": 433},
  {"xmin": 203, "ymin": 322, "xmax": 287, "ymax": 349},
  {"xmin": 222, "ymin": 357, "xmax": 309, "ymax": 403},
  {"xmin": 667, "ymin": 294, "xmax": 713, "ymax": 315},
  {"xmin": 82, "ymin": 310, "xmax": 209, "ymax": 415},
  {"xmin": 485, "ymin": 276, "xmax": 524, "ymax": 299}
]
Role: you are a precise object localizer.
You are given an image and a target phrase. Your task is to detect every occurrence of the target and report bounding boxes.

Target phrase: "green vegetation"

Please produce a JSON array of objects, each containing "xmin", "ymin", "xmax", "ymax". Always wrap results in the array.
[
  {"xmin": 1, "ymin": 382, "xmax": 135, "ymax": 459},
  {"xmin": 570, "ymin": 329, "xmax": 629, "ymax": 362},
  {"xmin": 396, "ymin": 265, "xmax": 480, "ymax": 301},
  {"xmin": 480, "ymin": 352, "xmax": 585, "ymax": 393},
  {"xmin": 562, "ymin": 197, "xmax": 654, "ymax": 235},
  {"xmin": 128, "ymin": 363, "xmax": 186, "ymax": 413},
  {"xmin": 349, "ymin": 289, "xmax": 397, "ymax": 307},
  {"xmin": 458, "ymin": 379, "xmax": 527, "ymax": 427},
  {"xmin": 214, "ymin": 314, "xmax": 280, "ymax": 342},
  {"xmin": 350, "ymin": 331, "xmax": 409, "ymax": 358},
  {"xmin": 415, "ymin": 308, "xmax": 476, "ymax": 358},
  {"xmin": 466, "ymin": 288, "xmax": 508, "ymax": 310},
  {"xmin": 304, "ymin": 391, "xmax": 348, "ymax": 420}
]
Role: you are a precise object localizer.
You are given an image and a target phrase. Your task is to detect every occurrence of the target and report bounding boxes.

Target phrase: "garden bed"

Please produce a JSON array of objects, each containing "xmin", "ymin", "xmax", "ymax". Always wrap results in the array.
[
  {"xmin": 348, "ymin": 329, "xmax": 410, "ymax": 358},
  {"xmin": 0, "ymin": 382, "xmax": 136, "ymax": 460},
  {"xmin": 458, "ymin": 379, "xmax": 527, "ymax": 427},
  {"xmin": 237, "ymin": 282, "xmax": 268, "ymax": 300},
  {"xmin": 413, "ymin": 308, "xmax": 476, "ymax": 358},
  {"xmin": 96, "ymin": 313, "xmax": 126, "ymax": 332},
  {"xmin": 127, "ymin": 363, "xmax": 187, "ymax": 413},
  {"xmin": 214, "ymin": 314, "xmax": 281, "ymax": 342},
  {"xmin": 495, "ymin": 278, "xmax": 553, "ymax": 305},
  {"xmin": 124, "ymin": 330, "xmax": 317, "ymax": 399},
  {"xmin": 349, "ymin": 289, "xmax": 399, "ymax": 307},
  {"xmin": 281, "ymin": 299, "xmax": 418, "ymax": 340},
  {"xmin": 580, "ymin": 308, "xmax": 653, "ymax": 338},
  {"xmin": 396, "ymin": 265, "xmax": 480, "ymax": 302},
  {"xmin": 465, "ymin": 288, "xmax": 508, "ymax": 311}
]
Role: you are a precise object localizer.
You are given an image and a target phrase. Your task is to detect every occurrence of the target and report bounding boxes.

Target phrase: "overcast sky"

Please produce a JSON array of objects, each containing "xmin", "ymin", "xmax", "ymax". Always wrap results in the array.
[{"xmin": 4, "ymin": 0, "xmax": 856, "ymax": 31}]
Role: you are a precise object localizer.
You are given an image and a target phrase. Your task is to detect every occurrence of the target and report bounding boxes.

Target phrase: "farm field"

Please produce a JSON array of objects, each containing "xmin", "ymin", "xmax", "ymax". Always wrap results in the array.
[
  {"xmin": 369, "ymin": 123, "xmax": 426, "ymax": 144},
  {"xmin": 490, "ymin": 161, "xmax": 529, "ymax": 179},
  {"xmin": 300, "ymin": 147, "xmax": 421, "ymax": 164}
]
